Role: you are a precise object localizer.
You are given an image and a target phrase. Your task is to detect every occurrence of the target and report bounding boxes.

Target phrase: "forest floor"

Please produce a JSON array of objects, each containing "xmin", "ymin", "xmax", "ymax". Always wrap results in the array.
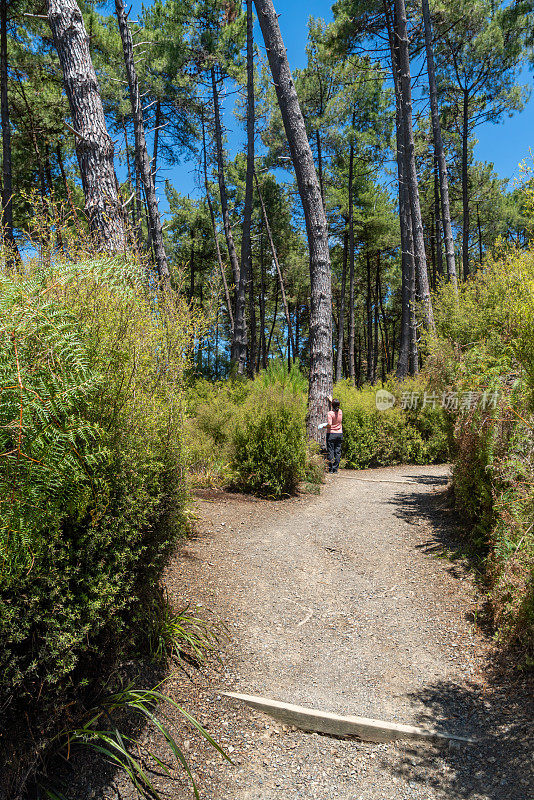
[{"xmin": 85, "ymin": 465, "xmax": 533, "ymax": 800}]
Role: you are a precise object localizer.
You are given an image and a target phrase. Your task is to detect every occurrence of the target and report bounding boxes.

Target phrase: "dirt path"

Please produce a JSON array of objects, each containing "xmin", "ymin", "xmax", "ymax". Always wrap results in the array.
[
  {"xmin": 150, "ymin": 464, "xmax": 532, "ymax": 800},
  {"xmin": 84, "ymin": 465, "xmax": 533, "ymax": 800}
]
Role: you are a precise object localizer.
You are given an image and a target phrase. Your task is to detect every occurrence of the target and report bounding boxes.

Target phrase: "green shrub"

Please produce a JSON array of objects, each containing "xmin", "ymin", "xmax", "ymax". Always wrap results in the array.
[
  {"xmin": 333, "ymin": 380, "xmax": 449, "ymax": 469},
  {"xmin": 427, "ymin": 243, "xmax": 534, "ymax": 657},
  {"xmin": 0, "ymin": 257, "xmax": 198, "ymax": 786},
  {"xmin": 231, "ymin": 385, "xmax": 311, "ymax": 497}
]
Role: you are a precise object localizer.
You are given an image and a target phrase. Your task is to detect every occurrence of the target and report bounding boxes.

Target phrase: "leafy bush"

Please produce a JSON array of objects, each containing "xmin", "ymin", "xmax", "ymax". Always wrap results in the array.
[
  {"xmin": 0, "ymin": 257, "xmax": 200, "ymax": 791},
  {"xmin": 428, "ymin": 243, "xmax": 534, "ymax": 658},
  {"xmin": 231, "ymin": 385, "xmax": 311, "ymax": 497},
  {"xmin": 333, "ymin": 380, "xmax": 450, "ymax": 469}
]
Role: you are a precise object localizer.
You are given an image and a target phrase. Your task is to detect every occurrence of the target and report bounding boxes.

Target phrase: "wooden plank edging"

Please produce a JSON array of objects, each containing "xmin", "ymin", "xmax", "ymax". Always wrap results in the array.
[{"xmin": 222, "ymin": 691, "xmax": 476, "ymax": 744}]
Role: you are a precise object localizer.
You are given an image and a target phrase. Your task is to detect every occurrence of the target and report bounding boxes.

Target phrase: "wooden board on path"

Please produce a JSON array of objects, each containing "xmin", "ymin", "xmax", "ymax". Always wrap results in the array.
[{"xmin": 222, "ymin": 691, "xmax": 475, "ymax": 744}]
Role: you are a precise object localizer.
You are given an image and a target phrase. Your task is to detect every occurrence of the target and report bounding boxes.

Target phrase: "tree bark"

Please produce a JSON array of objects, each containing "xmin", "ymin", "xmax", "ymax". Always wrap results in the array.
[
  {"xmin": 48, "ymin": 0, "xmax": 126, "ymax": 252},
  {"xmin": 366, "ymin": 251, "xmax": 373, "ymax": 383},
  {"xmin": 347, "ymin": 136, "xmax": 356, "ymax": 386},
  {"xmin": 433, "ymin": 156, "xmax": 443, "ymax": 280},
  {"xmin": 335, "ymin": 225, "xmax": 348, "ymax": 382},
  {"xmin": 461, "ymin": 88, "xmax": 470, "ymax": 279},
  {"xmin": 0, "ymin": 0, "xmax": 15, "ymax": 252},
  {"xmin": 394, "ymin": 0, "xmax": 434, "ymax": 330},
  {"xmin": 202, "ymin": 109, "xmax": 234, "ymax": 332},
  {"xmin": 254, "ymin": 0, "xmax": 333, "ymax": 443},
  {"xmin": 211, "ymin": 65, "xmax": 240, "ymax": 292},
  {"xmin": 422, "ymin": 0, "xmax": 458, "ymax": 293},
  {"xmin": 152, "ymin": 98, "xmax": 161, "ymax": 175},
  {"xmin": 115, "ymin": 0, "xmax": 171, "ymax": 287},
  {"xmin": 254, "ymin": 171, "xmax": 295, "ymax": 356},
  {"xmin": 234, "ymin": 0, "xmax": 254, "ymax": 375}
]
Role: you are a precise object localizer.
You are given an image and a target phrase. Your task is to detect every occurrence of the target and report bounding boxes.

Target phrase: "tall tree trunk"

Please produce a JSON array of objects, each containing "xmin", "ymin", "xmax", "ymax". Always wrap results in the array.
[
  {"xmin": 422, "ymin": 0, "xmax": 458, "ymax": 293},
  {"xmin": 434, "ymin": 157, "xmax": 443, "ymax": 280},
  {"xmin": 266, "ymin": 283, "xmax": 279, "ymax": 361},
  {"xmin": 366, "ymin": 251, "xmax": 373, "ymax": 383},
  {"xmin": 48, "ymin": 0, "xmax": 126, "ymax": 252},
  {"xmin": 377, "ymin": 252, "xmax": 390, "ymax": 372},
  {"xmin": 115, "ymin": 0, "xmax": 171, "ymax": 288},
  {"xmin": 335, "ymin": 225, "xmax": 348, "ymax": 382},
  {"xmin": 347, "ymin": 141, "xmax": 356, "ymax": 385},
  {"xmin": 211, "ymin": 66, "xmax": 240, "ymax": 292},
  {"xmin": 385, "ymin": 0, "xmax": 416, "ymax": 377},
  {"xmin": 254, "ymin": 171, "xmax": 295, "ymax": 355},
  {"xmin": 258, "ymin": 223, "xmax": 268, "ymax": 370},
  {"xmin": 254, "ymin": 0, "xmax": 333, "ymax": 442},
  {"xmin": 189, "ymin": 227, "xmax": 195, "ymax": 301},
  {"xmin": 152, "ymin": 98, "xmax": 161, "ymax": 175},
  {"xmin": 1, "ymin": 0, "xmax": 15, "ymax": 252},
  {"xmin": 202, "ymin": 109, "xmax": 234, "ymax": 332},
  {"xmin": 462, "ymin": 88, "xmax": 470, "ymax": 278},
  {"xmin": 248, "ymin": 255, "xmax": 257, "ymax": 375},
  {"xmin": 234, "ymin": 0, "xmax": 254, "ymax": 375},
  {"xmin": 477, "ymin": 202, "xmax": 483, "ymax": 265},
  {"xmin": 373, "ymin": 254, "xmax": 379, "ymax": 383},
  {"xmin": 394, "ymin": 0, "xmax": 434, "ymax": 330}
]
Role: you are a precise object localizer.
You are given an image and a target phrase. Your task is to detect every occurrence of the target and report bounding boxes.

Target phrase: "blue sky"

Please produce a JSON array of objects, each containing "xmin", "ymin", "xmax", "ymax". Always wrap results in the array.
[{"xmin": 125, "ymin": 1, "xmax": 534, "ymax": 213}]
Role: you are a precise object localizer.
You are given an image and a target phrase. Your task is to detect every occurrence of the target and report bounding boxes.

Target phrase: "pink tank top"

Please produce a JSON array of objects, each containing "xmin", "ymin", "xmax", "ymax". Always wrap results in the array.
[{"xmin": 327, "ymin": 409, "xmax": 342, "ymax": 433}]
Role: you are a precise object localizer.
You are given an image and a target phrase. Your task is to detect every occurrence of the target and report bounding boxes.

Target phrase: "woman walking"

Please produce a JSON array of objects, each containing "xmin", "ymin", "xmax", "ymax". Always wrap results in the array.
[{"xmin": 326, "ymin": 398, "xmax": 343, "ymax": 474}]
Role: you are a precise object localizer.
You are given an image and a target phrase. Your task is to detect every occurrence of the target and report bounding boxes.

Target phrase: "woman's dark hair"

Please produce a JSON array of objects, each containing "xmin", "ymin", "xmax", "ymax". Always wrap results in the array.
[{"xmin": 332, "ymin": 398, "xmax": 340, "ymax": 411}]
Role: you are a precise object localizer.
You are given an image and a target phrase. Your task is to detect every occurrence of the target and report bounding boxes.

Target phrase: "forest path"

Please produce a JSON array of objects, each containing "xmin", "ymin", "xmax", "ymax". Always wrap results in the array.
[{"xmin": 157, "ymin": 464, "xmax": 533, "ymax": 800}]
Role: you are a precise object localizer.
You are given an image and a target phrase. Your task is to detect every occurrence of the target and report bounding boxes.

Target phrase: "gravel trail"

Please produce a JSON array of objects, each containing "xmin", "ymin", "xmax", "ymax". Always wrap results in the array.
[{"xmin": 86, "ymin": 465, "xmax": 533, "ymax": 800}]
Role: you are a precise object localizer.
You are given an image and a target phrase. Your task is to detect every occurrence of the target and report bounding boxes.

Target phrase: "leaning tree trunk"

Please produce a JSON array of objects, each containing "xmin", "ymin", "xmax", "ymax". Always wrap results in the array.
[
  {"xmin": 421, "ymin": 0, "xmax": 458, "ymax": 293},
  {"xmin": 234, "ymin": 0, "xmax": 254, "ymax": 375},
  {"xmin": 254, "ymin": 171, "xmax": 295, "ymax": 356},
  {"xmin": 48, "ymin": 0, "xmax": 126, "ymax": 252},
  {"xmin": 393, "ymin": 0, "xmax": 434, "ymax": 331},
  {"xmin": 211, "ymin": 65, "xmax": 241, "ymax": 293},
  {"xmin": 115, "ymin": 0, "xmax": 171, "ymax": 288},
  {"xmin": 254, "ymin": 0, "xmax": 333, "ymax": 442}
]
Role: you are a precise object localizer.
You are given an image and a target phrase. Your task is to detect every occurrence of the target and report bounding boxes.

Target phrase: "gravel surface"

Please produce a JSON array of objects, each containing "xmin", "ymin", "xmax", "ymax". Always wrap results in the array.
[{"xmin": 81, "ymin": 465, "xmax": 533, "ymax": 800}]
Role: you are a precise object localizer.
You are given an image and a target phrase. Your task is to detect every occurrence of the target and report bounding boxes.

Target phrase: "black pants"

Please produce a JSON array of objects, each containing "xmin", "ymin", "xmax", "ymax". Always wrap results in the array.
[{"xmin": 327, "ymin": 434, "xmax": 342, "ymax": 473}]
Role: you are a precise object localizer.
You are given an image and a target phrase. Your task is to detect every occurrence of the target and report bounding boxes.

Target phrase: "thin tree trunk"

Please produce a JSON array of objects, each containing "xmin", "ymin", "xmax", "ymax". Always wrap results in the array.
[
  {"xmin": 48, "ymin": 0, "xmax": 126, "ymax": 251},
  {"xmin": 254, "ymin": 171, "xmax": 295, "ymax": 355},
  {"xmin": 248, "ymin": 255, "xmax": 257, "ymax": 375},
  {"xmin": 422, "ymin": 0, "xmax": 458, "ymax": 292},
  {"xmin": 366, "ymin": 251, "xmax": 373, "ymax": 383},
  {"xmin": 266, "ymin": 283, "xmax": 279, "ymax": 361},
  {"xmin": 373, "ymin": 253, "xmax": 379, "ymax": 383},
  {"xmin": 254, "ymin": 0, "xmax": 333, "ymax": 442},
  {"xmin": 234, "ymin": 0, "xmax": 254, "ymax": 375},
  {"xmin": 211, "ymin": 65, "xmax": 240, "ymax": 292},
  {"xmin": 462, "ymin": 88, "xmax": 470, "ymax": 279},
  {"xmin": 152, "ymin": 98, "xmax": 161, "ymax": 175},
  {"xmin": 0, "ymin": 0, "xmax": 15, "ymax": 252},
  {"xmin": 335, "ymin": 225, "xmax": 348, "ymax": 382},
  {"xmin": 477, "ymin": 203, "xmax": 484, "ymax": 265},
  {"xmin": 347, "ymin": 141, "xmax": 356, "ymax": 385},
  {"xmin": 394, "ymin": 0, "xmax": 434, "ymax": 330},
  {"xmin": 258, "ymin": 222, "xmax": 268, "ymax": 370},
  {"xmin": 377, "ymin": 252, "xmax": 390, "ymax": 372},
  {"xmin": 189, "ymin": 227, "xmax": 195, "ymax": 300},
  {"xmin": 202, "ymin": 109, "xmax": 234, "ymax": 332},
  {"xmin": 115, "ymin": 0, "xmax": 171, "ymax": 287},
  {"xmin": 434, "ymin": 156, "xmax": 443, "ymax": 280},
  {"xmin": 56, "ymin": 142, "xmax": 82, "ymax": 233}
]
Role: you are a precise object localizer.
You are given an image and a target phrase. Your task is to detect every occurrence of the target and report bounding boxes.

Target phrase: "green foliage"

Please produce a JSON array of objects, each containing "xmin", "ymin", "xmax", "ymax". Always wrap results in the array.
[
  {"xmin": 428, "ymin": 244, "xmax": 534, "ymax": 657},
  {"xmin": 0, "ymin": 255, "xmax": 200, "ymax": 789},
  {"xmin": 231, "ymin": 385, "xmax": 310, "ymax": 497},
  {"xmin": 333, "ymin": 380, "xmax": 450, "ymax": 469},
  {"xmin": 38, "ymin": 684, "xmax": 229, "ymax": 800},
  {"xmin": 145, "ymin": 587, "xmax": 226, "ymax": 666}
]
